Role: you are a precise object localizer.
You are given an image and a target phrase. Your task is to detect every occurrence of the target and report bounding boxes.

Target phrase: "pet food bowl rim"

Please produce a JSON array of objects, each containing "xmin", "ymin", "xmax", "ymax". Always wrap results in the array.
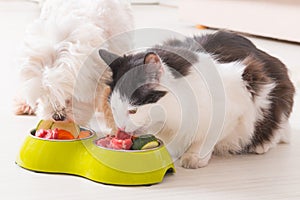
[
  {"xmin": 93, "ymin": 136, "xmax": 164, "ymax": 153},
  {"xmin": 29, "ymin": 126, "xmax": 96, "ymax": 142},
  {"xmin": 29, "ymin": 128, "xmax": 165, "ymax": 153}
]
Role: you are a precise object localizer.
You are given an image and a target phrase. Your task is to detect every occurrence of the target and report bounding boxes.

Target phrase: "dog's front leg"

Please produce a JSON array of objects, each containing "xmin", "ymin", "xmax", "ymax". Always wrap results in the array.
[{"xmin": 14, "ymin": 97, "xmax": 36, "ymax": 115}]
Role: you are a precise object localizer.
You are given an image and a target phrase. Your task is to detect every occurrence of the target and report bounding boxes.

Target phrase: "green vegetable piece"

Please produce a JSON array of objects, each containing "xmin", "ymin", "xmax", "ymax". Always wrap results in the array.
[
  {"xmin": 131, "ymin": 134, "xmax": 158, "ymax": 150},
  {"xmin": 36, "ymin": 120, "xmax": 54, "ymax": 130}
]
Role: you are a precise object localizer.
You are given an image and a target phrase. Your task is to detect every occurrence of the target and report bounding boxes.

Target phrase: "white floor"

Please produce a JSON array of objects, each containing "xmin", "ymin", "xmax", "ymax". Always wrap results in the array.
[{"xmin": 1, "ymin": 2, "xmax": 300, "ymax": 200}]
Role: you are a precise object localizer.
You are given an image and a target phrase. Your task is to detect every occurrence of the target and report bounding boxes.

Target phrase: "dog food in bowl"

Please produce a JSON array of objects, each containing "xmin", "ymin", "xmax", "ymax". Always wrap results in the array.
[
  {"xmin": 96, "ymin": 130, "xmax": 159, "ymax": 150},
  {"xmin": 35, "ymin": 120, "xmax": 91, "ymax": 140}
]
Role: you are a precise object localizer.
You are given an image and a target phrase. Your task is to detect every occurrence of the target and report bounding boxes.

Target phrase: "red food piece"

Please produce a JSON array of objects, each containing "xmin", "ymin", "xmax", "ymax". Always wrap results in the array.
[
  {"xmin": 111, "ymin": 138, "xmax": 133, "ymax": 150},
  {"xmin": 35, "ymin": 129, "xmax": 47, "ymax": 138},
  {"xmin": 56, "ymin": 129, "xmax": 75, "ymax": 140},
  {"xmin": 52, "ymin": 128, "xmax": 59, "ymax": 139},
  {"xmin": 36, "ymin": 128, "xmax": 74, "ymax": 140},
  {"xmin": 96, "ymin": 131, "xmax": 133, "ymax": 150},
  {"xmin": 116, "ymin": 129, "xmax": 132, "ymax": 140},
  {"xmin": 96, "ymin": 135, "xmax": 113, "ymax": 148},
  {"xmin": 36, "ymin": 129, "xmax": 58, "ymax": 139}
]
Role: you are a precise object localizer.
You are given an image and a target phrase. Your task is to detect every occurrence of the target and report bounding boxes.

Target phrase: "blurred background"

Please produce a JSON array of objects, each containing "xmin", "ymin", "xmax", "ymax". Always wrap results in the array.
[{"xmin": 134, "ymin": 0, "xmax": 300, "ymax": 43}]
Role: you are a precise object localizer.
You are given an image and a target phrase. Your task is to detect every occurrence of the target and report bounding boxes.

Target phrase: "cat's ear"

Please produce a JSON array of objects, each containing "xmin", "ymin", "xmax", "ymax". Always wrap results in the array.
[
  {"xmin": 144, "ymin": 52, "xmax": 162, "ymax": 65},
  {"xmin": 143, "ymin": 52, "xmax": 163, "ymax": 84},
  {"xmin": 99, "ymin": 49, "xmax": 121, "ymax": 67}
]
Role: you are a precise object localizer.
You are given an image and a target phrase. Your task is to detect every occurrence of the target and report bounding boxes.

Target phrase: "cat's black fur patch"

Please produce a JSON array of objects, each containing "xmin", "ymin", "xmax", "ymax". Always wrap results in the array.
[
  {"xmin": 100, "ymin": 44, "xmax": 199, "ymax": 106},
  {"xmin": 194, "ymin": 31, "xmax": 294, "ymax": 152},
  {"xmin": 193, "ymin": 31, "xmax": 257, "ymax": 62},
  {"xmin": 131, "ymin": 89, "xmax": 167, "ymax": 106},
  {"xmin": 149, "ymin": 45, "xmax": 198, "ymax": 78}
]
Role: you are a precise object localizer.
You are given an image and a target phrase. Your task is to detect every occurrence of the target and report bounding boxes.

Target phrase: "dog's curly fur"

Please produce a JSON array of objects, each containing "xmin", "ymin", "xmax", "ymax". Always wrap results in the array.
[{"xmin": 16, "ymin": 0, "xmax": 133, "ymax": 128}]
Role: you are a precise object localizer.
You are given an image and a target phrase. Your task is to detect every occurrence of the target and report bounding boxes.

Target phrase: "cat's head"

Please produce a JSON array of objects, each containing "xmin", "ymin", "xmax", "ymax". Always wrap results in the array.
[{"xmin": 99, "ymin": 49, "xmax": 168, "ymax": 134}]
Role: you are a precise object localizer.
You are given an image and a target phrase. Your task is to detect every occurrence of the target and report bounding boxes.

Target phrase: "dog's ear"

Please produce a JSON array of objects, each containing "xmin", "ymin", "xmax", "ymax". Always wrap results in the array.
[{"xmin": 99, "ymin": 49, "xmax": 121, "ymax": 67}]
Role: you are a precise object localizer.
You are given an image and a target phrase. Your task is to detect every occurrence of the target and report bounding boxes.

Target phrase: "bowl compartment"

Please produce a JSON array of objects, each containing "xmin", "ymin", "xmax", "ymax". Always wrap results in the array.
[{"xmin": 16, "ymin": 128, "xmax": 175, "ymax": 185}]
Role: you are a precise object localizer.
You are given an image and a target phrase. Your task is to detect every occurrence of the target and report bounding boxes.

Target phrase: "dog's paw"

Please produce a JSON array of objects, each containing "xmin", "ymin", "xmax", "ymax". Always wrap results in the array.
[
  {"xmin": 14, "ymin": 98, "xmax": 36, "ymax": 115},
  {"xmin": 180, "ymin": 152, "xmax": 211, "ymax": 169}
]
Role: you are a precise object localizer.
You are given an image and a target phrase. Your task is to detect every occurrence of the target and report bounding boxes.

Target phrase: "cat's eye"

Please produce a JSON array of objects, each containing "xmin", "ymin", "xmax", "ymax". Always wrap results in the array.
[{"xmin": 128, "ymin": 107, "xmax": 138, "ymax": 114}]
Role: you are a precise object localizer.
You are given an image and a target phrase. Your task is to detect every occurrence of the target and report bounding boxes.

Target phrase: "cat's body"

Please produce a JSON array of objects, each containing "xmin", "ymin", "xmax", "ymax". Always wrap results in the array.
[{"xmin": 99, "ymin": 31, "xmax": 295, "ymax": 168}]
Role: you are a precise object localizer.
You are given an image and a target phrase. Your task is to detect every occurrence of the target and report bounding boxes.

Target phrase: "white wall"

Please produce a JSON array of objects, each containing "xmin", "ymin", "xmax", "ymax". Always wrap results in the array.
[{"xmin": 179, "ymin": 0, "xmax": 300, "ymax": 43}]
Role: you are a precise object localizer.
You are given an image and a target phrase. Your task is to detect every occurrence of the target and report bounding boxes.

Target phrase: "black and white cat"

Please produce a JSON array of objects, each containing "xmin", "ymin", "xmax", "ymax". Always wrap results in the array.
[{"xmin": 98, "ymin": 31, "xmax": 295, "ymax": 169}]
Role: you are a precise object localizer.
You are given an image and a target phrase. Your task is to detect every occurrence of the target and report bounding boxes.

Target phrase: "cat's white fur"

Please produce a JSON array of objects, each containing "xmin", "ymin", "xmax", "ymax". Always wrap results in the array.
[
  {"xmin": 110, "ymin": 52, "xmax": 290, "ymax": 168},
  {"xmin": 18, "ymin": 0, "xmax": 133, "ymax": 125}
]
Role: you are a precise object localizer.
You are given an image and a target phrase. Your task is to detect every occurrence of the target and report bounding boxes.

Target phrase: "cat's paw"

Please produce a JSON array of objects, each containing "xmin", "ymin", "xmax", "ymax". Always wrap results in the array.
[
  {"xmin": 253, "ymin": 143, "xmax": 272, "ymax": 154},
  {"xmin": 180, "ymin": 152, "xmax": 211, "ymax": 169}
]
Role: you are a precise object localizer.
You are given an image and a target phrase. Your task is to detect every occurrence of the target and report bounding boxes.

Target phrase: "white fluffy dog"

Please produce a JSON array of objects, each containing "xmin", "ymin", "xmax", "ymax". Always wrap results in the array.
[{"xmin": 16, "ymin": 0, "xmax": 133, "ymax": 127}]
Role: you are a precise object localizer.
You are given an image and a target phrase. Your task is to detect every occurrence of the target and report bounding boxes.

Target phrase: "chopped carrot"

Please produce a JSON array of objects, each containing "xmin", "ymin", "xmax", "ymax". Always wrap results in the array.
[
  {"xmin": 56, "ymin": 129, "xmax": 75, "ymax": 140},
  {"xmin": 78, "ymin": 131, "xmax": 91, "ymax": 139}
]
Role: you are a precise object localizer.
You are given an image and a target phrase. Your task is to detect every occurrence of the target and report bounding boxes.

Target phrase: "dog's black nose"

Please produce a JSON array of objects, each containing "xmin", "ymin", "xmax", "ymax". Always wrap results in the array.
[{"xmin": 52, "ymin": 113, "xmax": 65, "ymax": 121}]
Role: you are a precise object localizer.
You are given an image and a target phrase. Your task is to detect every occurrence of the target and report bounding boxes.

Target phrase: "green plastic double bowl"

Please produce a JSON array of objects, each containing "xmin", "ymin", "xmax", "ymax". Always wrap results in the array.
[{"xmin": 16, "ymin": 129, "xmax": 175, "ymax": 185}]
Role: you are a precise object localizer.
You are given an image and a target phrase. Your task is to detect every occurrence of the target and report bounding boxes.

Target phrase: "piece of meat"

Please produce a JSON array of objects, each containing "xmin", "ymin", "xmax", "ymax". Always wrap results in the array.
[
  {"xmin": 36, "ymin": 129, "xmax": 58, "ymax": 139},
  {"xmin": 35, "ymin": 128, "xmax": 74, "ymax": 140},
  {"xmin": 116, "ymin": 129, "xmax": 132, "ymax": 140},
  {"xmin": 96, "ymin": 130, "xmax": 133, "ymax": 150},
  {"xmin": 111, "ymin": 138, "xmax": 133, "ymax": 150},
  {"xmin": 96, "ymin": 135, "xmax": 114, "ymax": 148}
]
